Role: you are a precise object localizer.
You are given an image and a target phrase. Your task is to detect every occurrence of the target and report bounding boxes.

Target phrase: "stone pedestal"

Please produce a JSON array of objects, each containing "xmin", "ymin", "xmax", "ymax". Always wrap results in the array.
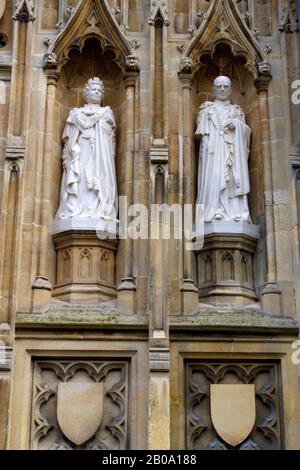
[
  {"xmin": 51, "ymin": 219, "xmax": 118, "ymax": 304},
  {"xmin": 196, "ymin": 222, "xmax": 260, "ymax": 306}
]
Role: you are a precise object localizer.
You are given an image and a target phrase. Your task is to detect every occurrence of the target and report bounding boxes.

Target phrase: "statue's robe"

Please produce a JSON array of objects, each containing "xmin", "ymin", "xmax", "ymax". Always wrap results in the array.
[
  {"xmin": 56, "ymin": 105, "xmax": 117, "ymax": 220},
  {"xmin": 195, "ymin": 100, "xmax": 252, "ymax": 222}
]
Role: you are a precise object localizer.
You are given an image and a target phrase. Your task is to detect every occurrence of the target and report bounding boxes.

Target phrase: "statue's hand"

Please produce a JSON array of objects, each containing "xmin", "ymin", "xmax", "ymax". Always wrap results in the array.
[{"xmin": 224, "ymin": 119, "xmax": 236, "ymax": 131}]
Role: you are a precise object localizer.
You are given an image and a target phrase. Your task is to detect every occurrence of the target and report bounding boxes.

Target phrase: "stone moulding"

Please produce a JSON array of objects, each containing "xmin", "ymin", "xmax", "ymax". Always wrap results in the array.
[
  {"xmin": 15, "ymin": 303, "xmax": 149, "ymax": 330},
  {"xmin": 170, "ymin": 310, "xmax": 299, "ymax": 336},
  {"xmin": 14, "ymin": 309, "xmax": 299, "ymax": 336}
]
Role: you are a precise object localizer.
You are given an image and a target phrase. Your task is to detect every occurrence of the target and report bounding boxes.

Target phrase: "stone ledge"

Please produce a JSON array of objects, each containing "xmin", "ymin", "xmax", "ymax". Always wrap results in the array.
[
  {"xmin": 170, "ymin": 308, "xmax": 299, "ymax": 336},
  {"xmin": 16, "ymin": 302, "xmax": 148, "ymax": 330}
]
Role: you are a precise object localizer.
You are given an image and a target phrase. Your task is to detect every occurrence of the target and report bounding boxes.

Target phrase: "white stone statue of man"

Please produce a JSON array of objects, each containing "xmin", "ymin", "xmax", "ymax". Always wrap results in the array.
[
  {"xmin": 55, "ymin": 77, "xmax": 118, "ymax": 224},
  {"xmin": 195, "ymin": 76, "xmax": 251, "ymax": 223}
]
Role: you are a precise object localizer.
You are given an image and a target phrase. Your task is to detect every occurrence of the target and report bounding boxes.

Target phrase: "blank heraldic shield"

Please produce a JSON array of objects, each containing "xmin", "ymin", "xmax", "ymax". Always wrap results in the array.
[
  {"xmin": 210, "ymin": 384, "xmax": 256, "ymax": 447},
  {"xmin": 57, "ymin": 383, "xmax": 104, "ymax": 446}
]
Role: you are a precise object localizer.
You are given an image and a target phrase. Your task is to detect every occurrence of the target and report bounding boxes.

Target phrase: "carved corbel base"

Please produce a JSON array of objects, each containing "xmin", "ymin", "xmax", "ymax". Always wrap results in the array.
[
  {"xmin": 196, "ymin": 222, "xmax": 260, "ymax": 307},
  {"xmin": 181, "ymin": 279, "xmax": 199, "ymax": 316},
  {"xmin": 117, "ymin": 278, "xmax": 136, "ymax": 315},
  {"xmin": 52, "ymin": 230, "xmax": 118, "ymax": 304},
  {"xmin": 261, "ymin": 283, "xmax": 282, "ymax": 316}
]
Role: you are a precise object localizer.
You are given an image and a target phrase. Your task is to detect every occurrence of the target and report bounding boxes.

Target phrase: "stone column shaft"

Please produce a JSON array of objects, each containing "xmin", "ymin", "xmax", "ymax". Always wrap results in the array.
[
  {"xmin": 179, "ymin": 74, "xmax": 198, "ymax": 315},
  {"xmin": 32, "ymin": 70, "xmax": 60, "ymax": 307},
  {"xmin": 255, "ymin": 75, "xmax": 281, "ymax": 315},
  {"xmin": 118, "ymin": 74, "xmax": 137, "ymax": 314}
]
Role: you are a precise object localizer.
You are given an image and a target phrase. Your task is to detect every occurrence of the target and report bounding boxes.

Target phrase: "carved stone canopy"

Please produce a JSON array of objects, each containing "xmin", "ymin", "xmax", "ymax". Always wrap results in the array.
[
  {"xmin": 13, "ymin": 0, "xmax": 35, "ymax": 22},
  {"xmin": 43, "ymin": 0, "xmax": 138, "ymax": 78},
  {"xmin": 279, "ymin": 2, "xmax": 299, "ymax": 33},
  {"xmin": 148, "ymin": 0, "xmax": 170, "ymax": 26},
  {"xmin": 182, "ymin": 0, "xmax": 266, "ymax": 80}
]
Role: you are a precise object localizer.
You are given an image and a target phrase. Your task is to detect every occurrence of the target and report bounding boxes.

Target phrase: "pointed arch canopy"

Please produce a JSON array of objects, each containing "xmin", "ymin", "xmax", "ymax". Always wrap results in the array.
[
  {"xmin": 43, "ymin": 0, "xmax": 135, "ymax": 75},
  {"xmin": 183, "ymin": 0, "xmax": 266, "ymax": 79}
]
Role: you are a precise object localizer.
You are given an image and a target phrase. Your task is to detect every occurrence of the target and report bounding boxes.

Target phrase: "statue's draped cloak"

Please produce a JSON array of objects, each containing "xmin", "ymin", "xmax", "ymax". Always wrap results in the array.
[
  {"xmin": 196, "ymin": 100, "xmax": 251, "ymax": 222},
  {"xmin": 56, "ymin": 105, "xmax": 117, "ymax": 220}
]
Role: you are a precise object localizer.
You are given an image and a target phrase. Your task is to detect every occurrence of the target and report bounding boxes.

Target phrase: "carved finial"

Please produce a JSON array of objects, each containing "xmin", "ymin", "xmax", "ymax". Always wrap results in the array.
[
  {"xmin": 13, "ymin": 0, "xmax": 35, "ymax": 22},
  {"xmin": 148, "ymin": 0, "xmax": 170, "ymax": 26},
  {"xmin": 125, "ymin": 55, "xmax": 140, "ymax": 72}
]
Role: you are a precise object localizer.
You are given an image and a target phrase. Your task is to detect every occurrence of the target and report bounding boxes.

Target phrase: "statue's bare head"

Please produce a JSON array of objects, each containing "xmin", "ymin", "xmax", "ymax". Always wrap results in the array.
[
  {"xmin": 213, "ymin": 76, "xmax": 232, "ymax": 101},
  {"xmin": 83, "ymin": 77, "xmax": 104, "ymax": 105}
]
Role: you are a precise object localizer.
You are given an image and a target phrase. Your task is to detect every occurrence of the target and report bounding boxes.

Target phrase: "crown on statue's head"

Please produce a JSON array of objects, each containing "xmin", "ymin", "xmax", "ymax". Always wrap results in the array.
[{"xmin": 84, "ymin": 77, "xmax": 105, "ymax": 96}]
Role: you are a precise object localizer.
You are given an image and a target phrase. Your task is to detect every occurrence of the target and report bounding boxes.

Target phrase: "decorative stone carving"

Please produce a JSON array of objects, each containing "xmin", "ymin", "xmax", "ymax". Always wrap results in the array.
[
  {"xmin": 43, "ymin": 0, "xmax": 134, "ymax": 75},
  {"xmin": 179, "ymin": 57, "xmax": 194, "ymax": 74},
  {"xmin": 279, "ymin": 1, "xmax": 298, "ymax": 33},
  {"xmin": 196, "ymin": 76, "xmax": 251, "ymax": 223},
  {"xmin": 125, "ymin": 55, "xmax": 140, "ymax": 72},
  {"xmin": 52, "ymin": 230, "xmax": 117, "ymax": 303},
  {"xmin": 263, "ymin": 44, "xmax": 272, "ymax": 54},
  {"xmin": 186, "ymin": 361, "xmax": 283, "ymax": 450},
  {"xmin": 57, "ymin": 383, "xmax": 104, "ymax": 446},
  {"xmin": 54, "ymin": 78, "xmax": 118, "ymax": 227},
  {"xmin": 42, "ymin": 51, "xmax": 58, "ymax": 69},
  {"xmin": 196, "ymin": 222, "xmax": 259, "ymax": 305},
  {"xmin": 183, "ymin": 0, "xmax": 265, "ymax": 79},
  {"xmin": 210, "ymin": 384, "xmax": 256, "ymax": 447},
  {"xmin": 148, "ymin": 0, "xmax": 170, "ymax": 26},
  {"xmin": 257, "ymin": 60, "xmax": 272, "ymax": 77},
  {"xmin": 13, "ymin": 0, "xmax": 35, "ymax": 22},
  {"xmin": 129, "ymin": 39, "xmax": 140, "ymax": 50},
  {"xmin": 31, "ymin": 360, "xmax": 129, "ymax": 450}
]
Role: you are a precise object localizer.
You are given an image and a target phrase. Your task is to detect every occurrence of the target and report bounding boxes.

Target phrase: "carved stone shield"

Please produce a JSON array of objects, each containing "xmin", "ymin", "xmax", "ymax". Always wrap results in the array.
[
  {"xmin": 210, "ymin": 384, "xmax": 256, "ymax": 447},
  {"xmin": 57, "ymin": 382, "xmax": 103, "ymax": 446}
]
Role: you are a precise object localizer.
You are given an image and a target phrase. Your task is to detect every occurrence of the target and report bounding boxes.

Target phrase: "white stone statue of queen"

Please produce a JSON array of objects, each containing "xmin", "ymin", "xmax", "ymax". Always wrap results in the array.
[
  {"xmin": 196, "ymin": 76, "xmax": 252, "ymax": 223},
  {"xmin": 55, "ymin": 77, "xmax": 118, "ymax": 228}
]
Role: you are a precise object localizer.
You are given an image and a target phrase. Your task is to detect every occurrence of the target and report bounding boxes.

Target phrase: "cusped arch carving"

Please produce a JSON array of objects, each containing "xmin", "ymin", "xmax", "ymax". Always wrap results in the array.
[
  {"xmin": 182, "ymin": 0, "xmax": 266, "ymax": 79},
  {"xmin": 43, "ymin": 0, "xmax": 137, "ymax": 76}
]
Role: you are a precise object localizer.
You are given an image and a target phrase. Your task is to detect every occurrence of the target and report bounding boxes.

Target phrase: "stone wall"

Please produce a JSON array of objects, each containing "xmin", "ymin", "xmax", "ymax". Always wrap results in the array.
[{"xmin": 0, "ymin": 0, "xmax": 300, "ymax": 450}]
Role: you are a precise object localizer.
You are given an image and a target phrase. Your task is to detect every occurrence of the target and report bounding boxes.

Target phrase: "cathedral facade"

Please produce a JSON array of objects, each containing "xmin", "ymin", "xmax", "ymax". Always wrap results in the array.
[{"xmin": 0, "ymin": 0, "xmax": 300, "ymax": 450}]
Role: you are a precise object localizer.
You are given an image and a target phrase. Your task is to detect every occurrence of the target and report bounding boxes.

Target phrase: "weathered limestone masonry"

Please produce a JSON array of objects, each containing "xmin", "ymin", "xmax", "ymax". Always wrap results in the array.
[{"xmin": 0, "ymin": 0, "xmax": 300, "ymax": 450}]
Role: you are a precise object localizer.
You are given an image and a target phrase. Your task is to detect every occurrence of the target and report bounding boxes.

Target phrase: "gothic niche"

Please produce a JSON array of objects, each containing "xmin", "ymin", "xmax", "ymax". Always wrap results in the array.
[
  {"xmin": 192, "ymin": 46, "xmax": 262, "ymax": 305},
  {"xmin": 44, "ymin": 0, "xmax": 137, "ymax": 304},
  {"xmin": 181, "ymin": 0, "xmax": 268, "ymax": 306}
]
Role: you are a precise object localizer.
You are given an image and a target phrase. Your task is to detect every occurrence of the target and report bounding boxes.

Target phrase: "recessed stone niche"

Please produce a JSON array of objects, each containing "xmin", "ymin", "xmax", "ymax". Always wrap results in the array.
[
  {"xmin": 52, "ymin": 226, "xmax": 118, "ymax": 304},
  {"xmin": 196, "ymin": 222, "xmax": 260, "ymax": 306}
]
